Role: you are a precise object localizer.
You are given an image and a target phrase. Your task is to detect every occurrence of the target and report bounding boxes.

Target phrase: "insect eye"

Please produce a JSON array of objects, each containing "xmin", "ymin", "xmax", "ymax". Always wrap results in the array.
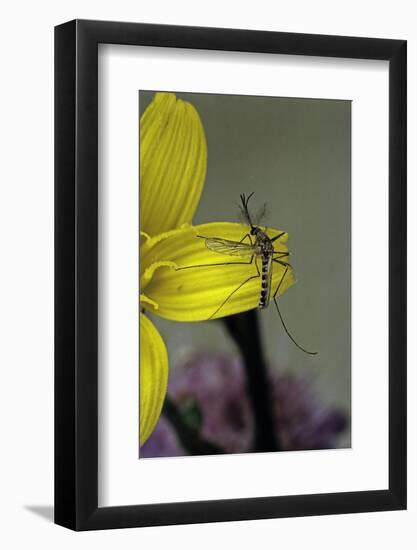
[{"xmin": 250, "ymin": 227, "xmax": 257, "ymax": 235}]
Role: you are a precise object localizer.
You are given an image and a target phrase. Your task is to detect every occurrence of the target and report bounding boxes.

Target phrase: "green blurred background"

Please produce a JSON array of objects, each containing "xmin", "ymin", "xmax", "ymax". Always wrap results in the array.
[{"xmin": 140, "ymin": 91, "xmax": 351, "ymax": 445}]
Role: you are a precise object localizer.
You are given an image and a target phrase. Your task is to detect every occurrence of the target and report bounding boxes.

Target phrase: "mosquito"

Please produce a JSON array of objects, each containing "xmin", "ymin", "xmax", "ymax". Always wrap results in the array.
[{"xmin": 176, "ymin": 193, "xmax": 317, "ymax": 355}]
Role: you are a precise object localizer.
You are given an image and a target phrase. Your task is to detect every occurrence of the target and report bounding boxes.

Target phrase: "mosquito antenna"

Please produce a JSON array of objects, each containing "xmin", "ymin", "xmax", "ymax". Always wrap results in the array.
[
  {"xmin": 273, "ymin": 265, "xmax": 318, "ymax": 356},
  {"xmin": 239, "ymin": 192, "xmax": 255, "ymax": 228},
  {"xmin": 254, "ymin": 202, "xmax": 268, "ymax": 226}
]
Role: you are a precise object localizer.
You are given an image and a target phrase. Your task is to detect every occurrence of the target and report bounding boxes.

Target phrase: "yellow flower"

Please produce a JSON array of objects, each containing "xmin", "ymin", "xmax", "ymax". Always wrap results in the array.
[{"xmin": 139, "ymin": 93, "xmax": 295, "ymax": 445}]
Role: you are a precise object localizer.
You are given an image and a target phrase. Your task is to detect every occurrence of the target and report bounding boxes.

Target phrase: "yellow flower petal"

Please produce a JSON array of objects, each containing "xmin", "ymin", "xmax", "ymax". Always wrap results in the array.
[
  {"xmin": 139, "ymin": 313, "xmax": 169, "ymax": 445},
  {"xmin": 140, "ymin": 92, "xmax": 207, "ymax": 236},
  {"xmin": 141, "ymin": 222, "xmax": 295, "ymax": 321},
  {"xmin": 140, "ymin": 293, "xmax": 159, "ymax": 310},
  {"xmin": 141, "ymin": 260, "xmax": 178, "ymax": 287}
]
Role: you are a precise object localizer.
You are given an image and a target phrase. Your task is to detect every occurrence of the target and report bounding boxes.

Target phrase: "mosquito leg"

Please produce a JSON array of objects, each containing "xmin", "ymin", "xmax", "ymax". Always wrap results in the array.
[
  {"xmin": 209, "ymin": 275, "xmax": 259, "ymax": 319},
  {"xmin": 273, "ymin": 265, "xmax": 289, "ymax": 299},
  {"xmin": 272, "ymin": 257, "xmax": 292, "ymax": 268},
  {"xmin": 273, "ymin": 251, "xmax": 290, "ymax": 259},
  {"xmin": 239, "ymin": 233, "xmax": 252, "ymax": 244},
  {"xmin": 175, "ymin": 256, "xmax": 254, "ymax": 272},
  {"xmin": 197, "ymin": 233, "xmax": 252, "ymax": 245},
  {"xmin": 208, "ymin": 256, "xmax": 261, "ymax": 319},
  {"xmin": 271, "ymin": 265, "xmax": 318, "ymax": 356},
  {"xmin": 270, "ymin": 231, "xmax": 286, "ymax": 242}
]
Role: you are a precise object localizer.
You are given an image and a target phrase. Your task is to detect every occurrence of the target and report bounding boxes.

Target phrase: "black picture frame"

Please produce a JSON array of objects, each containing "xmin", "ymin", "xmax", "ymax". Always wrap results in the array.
[{"xmin": 55, "ymin": 19, "xmax": 407, "ymax": 531}]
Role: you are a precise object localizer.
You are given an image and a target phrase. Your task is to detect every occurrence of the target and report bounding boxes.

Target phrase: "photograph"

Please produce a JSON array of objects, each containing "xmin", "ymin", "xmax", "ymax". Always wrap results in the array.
[
  {"xmin": 0, "ymin": 0, "xmax": 410, "ymax": 544},
  {"xmin": 138, "ymin": 90, "xmax": 351, "ymax": 458}
]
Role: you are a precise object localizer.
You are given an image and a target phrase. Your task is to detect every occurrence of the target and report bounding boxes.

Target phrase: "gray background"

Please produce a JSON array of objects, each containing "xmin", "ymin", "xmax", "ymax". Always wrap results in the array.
[{"xmin": 140, "ymin": 91, "xmax": 351, "ymax": 438}]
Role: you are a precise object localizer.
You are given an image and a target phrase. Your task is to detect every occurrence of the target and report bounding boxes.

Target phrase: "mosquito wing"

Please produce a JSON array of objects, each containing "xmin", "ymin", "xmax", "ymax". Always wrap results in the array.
[{"xmin": 202, "ymin": 237, "xmax": 255, "ymax": 258}]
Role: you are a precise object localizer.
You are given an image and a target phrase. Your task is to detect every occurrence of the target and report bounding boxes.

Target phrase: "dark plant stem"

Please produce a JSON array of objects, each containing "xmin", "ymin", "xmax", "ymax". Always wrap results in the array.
[
  {"xmin": 163, "ymin": 397, "xmax": 225, "ymax": 455},
  {"xmin": 223, "ymin": 309, "xmax": 281, "ymax": 452}
]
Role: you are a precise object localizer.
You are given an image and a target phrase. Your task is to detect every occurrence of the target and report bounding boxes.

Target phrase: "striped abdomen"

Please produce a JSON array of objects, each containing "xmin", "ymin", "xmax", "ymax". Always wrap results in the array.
[{"xmin": 258, "ymin": 254, "xmax": 273, "ymax": 309}]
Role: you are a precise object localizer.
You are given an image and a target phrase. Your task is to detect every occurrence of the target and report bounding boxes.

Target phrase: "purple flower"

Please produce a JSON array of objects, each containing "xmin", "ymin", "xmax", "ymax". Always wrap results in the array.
[{"xmin": 140, "ymin": 352, "xmax": 347, "ymax": 458}]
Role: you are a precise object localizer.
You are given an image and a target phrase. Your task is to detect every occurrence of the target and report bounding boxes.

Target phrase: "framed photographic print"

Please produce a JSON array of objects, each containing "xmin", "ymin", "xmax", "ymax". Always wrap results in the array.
[{"xmin": 55, "ymin": 19, "xmax": 406, "ymax": 530}]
